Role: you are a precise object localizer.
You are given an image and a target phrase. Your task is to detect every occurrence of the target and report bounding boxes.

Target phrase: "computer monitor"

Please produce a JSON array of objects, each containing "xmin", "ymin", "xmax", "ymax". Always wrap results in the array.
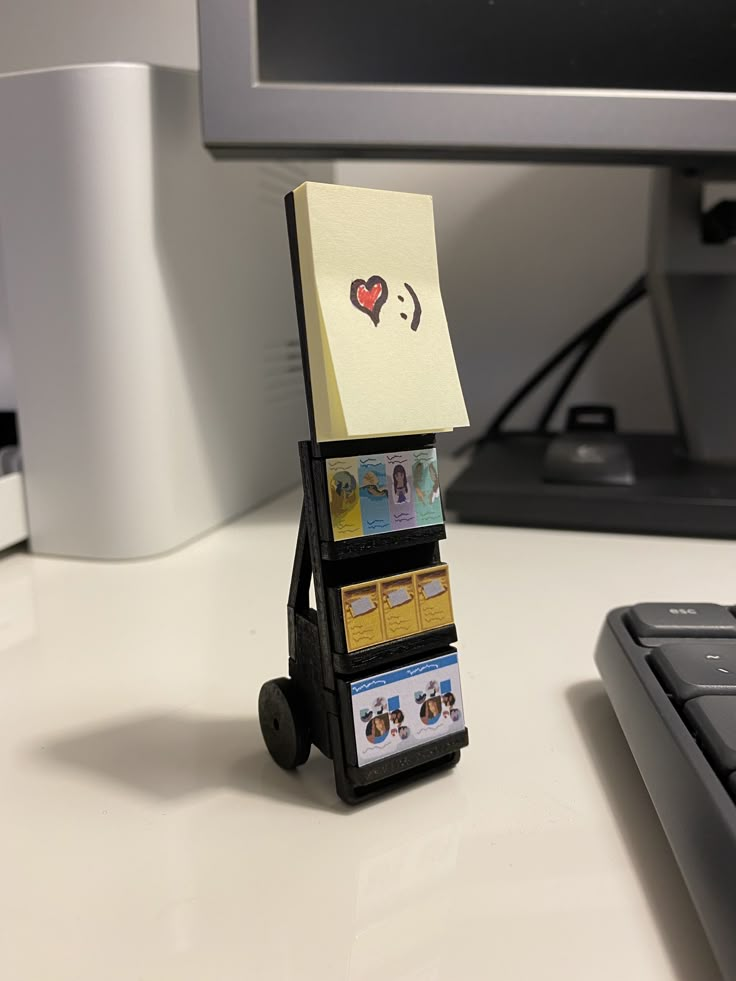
[
  {"xmin": 198, "ymin": 0, "xmax": 736, "ymax": 163},
  {"xmin": 197, "ymin": 0, "xmax": 736, "ymax": 538}
]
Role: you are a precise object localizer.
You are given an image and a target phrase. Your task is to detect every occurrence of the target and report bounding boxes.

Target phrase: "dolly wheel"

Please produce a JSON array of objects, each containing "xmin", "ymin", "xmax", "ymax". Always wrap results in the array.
[{"xmin": 258, "ymin": 677, "xmax": 311, "ymax": 769}]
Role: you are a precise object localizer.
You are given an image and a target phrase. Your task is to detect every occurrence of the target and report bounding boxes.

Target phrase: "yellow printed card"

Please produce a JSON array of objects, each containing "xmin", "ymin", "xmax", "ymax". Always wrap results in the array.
[
  {"xmin": 342, "ymin": 582, "xmax": 384, "ymax": 652},
  {"xmin": 292, "ymin": 182, "xmax": 469, "ymax": 442},
  {"xmin": 380, "ymin": 575, "xmax": 420, "ymax": 640},
  {"xmin": 416, "ymin": 566, "xmax": 454, "ymax": 631}
]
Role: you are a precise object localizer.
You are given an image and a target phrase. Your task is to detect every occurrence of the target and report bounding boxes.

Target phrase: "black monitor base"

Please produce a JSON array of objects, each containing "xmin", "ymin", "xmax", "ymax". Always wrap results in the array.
[{"xmin": 445, "ymin": 433, "xmax": 736, "ymax": 538}]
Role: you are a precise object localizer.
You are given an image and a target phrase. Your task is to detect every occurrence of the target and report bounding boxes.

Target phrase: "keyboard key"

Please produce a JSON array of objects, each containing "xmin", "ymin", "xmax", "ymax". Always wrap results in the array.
[
  {"xmin": 629, "ymin": 603, "xmax": 736, "ymax": 641},
  {"xmin": 650, "ymin": 643, "xmax": 736, "ymax": 703},
  {"xmin": 684, "ymin": 696, "xmax": 736, "ymax": 775}
]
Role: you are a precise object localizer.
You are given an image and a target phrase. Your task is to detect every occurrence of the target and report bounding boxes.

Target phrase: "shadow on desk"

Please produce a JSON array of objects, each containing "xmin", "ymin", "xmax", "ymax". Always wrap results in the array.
[
  {"xmin": 31, "ymin": 711, "xmax": 341, "ymax": 813},
  {"xmin": 567, "ymin": 681, "xmax": 721, "ymax": 981}
]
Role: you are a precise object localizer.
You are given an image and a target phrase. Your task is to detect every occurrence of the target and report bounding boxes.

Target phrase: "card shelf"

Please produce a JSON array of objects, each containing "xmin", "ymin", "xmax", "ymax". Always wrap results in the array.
[
  {"xmin": 331, "ymin": 625, "xmax": 459, "ymax": 676},
  {"xmin": 342, "ymin": 729, "xmax": 470, "ymax": 789},
  {"xmin": 311, "ymin": 454, "xmax": 447, "ymax": 560},
  {"xmin": 319, "ymin": 525, "xmax": 446, "ymax": 562}
]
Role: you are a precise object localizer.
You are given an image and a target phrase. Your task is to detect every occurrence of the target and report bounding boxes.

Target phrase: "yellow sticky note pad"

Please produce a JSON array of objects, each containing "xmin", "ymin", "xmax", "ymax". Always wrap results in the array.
[{"xmin": 292, "ymin": 182, "xmax": 469, "ymax": 442}]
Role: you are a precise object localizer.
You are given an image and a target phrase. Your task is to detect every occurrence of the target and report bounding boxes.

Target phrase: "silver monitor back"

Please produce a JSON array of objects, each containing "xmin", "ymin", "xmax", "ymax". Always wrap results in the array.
[{"xmin": 198, "ymin": 0, "xmax": 736, "ymax": 164}]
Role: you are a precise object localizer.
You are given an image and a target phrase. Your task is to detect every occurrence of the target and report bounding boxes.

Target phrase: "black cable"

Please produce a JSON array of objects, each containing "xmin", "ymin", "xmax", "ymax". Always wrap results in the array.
[
  {"xmin": 452, "ymin": 320, "xmax": 600, "ymax": 456},
  {"xmin": 535, "ymin": 276, "xmax": 647, "ymax": 433},
  {"xmin": 534, "ymin": 321, "xmax": 611, "ymax": 433},
  {"xmin": 454, "ymin": 274, "xmax": 647, "ymax": 457}
]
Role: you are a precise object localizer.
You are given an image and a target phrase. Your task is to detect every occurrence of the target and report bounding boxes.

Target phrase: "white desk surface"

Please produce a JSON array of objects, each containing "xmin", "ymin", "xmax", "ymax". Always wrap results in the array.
[{"xmin": 1, "ymin": 488, "xmax": 733, "ymax": 981}]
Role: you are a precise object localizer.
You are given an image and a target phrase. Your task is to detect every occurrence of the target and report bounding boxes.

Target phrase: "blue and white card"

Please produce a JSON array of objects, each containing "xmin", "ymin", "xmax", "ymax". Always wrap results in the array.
[{"xmin": 350, "ymin": 652, "xmax": 464, "ymax": 767}]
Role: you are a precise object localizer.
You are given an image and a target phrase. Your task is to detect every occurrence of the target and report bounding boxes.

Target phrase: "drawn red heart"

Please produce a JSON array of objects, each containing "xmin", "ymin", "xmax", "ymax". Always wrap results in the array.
[
  {"xmin": 357, "ymin": 282, "xmax": 381, "ymax": 311},
  {"xmin": 350, "ymin": 275, "xmax": 388, "ymax": 326}
]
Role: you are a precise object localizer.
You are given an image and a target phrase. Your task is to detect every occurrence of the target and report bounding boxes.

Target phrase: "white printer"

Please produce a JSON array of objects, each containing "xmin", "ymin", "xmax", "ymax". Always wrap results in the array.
[{"xmin": 0, "ymin": 63, "xmax": 332, "ymax": 558}]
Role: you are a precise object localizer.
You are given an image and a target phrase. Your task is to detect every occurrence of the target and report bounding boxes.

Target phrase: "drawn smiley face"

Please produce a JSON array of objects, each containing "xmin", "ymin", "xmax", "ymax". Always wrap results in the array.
[{"xmin": 396, "ymin": 283, "xmax": 422, "ymax": 331}]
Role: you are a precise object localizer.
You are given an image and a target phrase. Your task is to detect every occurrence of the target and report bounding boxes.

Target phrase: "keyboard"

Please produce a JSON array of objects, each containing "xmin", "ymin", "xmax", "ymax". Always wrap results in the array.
[{"xmin": 596, "ymin": 604, "xmax": 736, "ymax": 981}]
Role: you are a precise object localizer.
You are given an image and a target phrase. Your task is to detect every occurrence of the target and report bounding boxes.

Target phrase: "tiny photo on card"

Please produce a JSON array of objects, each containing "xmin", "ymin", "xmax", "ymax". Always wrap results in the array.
[
  {"xmin": 350, "ymin": 652, "xmax": 464, "ymax": 767},
  {"xmin": 342, "ymin": 581, "xmax": 384, "ymax": 652}
]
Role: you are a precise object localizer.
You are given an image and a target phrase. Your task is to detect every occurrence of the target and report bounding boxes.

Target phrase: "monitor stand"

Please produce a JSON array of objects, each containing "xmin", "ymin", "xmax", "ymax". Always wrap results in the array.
[{"xmin": 446, "ymin": 168, "xmax": 736, "ymax": 538}]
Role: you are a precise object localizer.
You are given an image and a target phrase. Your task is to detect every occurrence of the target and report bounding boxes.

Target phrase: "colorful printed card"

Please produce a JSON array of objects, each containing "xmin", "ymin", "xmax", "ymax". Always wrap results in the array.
[
  {"xmin": 340, "ymin": 563, "xmax": 454, "ymax": 653},
  {"xmin": 385, "ymin": 450, "xmax": 416, "ymax": 531},
  {"xmin": 357, "ymin": 454, "xmax": 392, "ymax": 535},
  {"xmin": 325, "ymin": 457, "xmax": 362, "ymax": 541},
  {"xmin": 326, "ymin": 447, "xmax": 443, "ymax": 542},
  {"xmin": 350, "ymin": 652, "xmax": 465, "ymax": 767},
  {"xmin": 412, "ymin": 447, "xmax": 443, "ymax": 527},
  {"xmin": 291, "ymin": 182, "xmax": 469, "ymax": 442}
]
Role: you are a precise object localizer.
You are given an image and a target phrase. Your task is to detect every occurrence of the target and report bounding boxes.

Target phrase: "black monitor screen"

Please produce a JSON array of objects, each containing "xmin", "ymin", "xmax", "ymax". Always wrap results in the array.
[{"xmin": 257, "ymin": 0, "xmax": 736, "ymax": 93}]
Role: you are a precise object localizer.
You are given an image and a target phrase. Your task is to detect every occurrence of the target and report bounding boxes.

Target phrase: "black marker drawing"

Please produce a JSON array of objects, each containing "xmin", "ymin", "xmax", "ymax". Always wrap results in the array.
[
  {"xmin": 403, "ymin": 282, "xmax": 422, "ymax": 331},
  {"xmin": 351, "ymin": 277, "xmax": 421, "ymax": 331}
]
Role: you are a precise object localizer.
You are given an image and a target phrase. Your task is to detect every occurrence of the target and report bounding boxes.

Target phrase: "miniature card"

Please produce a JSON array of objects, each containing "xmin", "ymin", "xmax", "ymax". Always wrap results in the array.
[
  {"xmin": 416, "ymin": 565, "xmax": 453, "ymax": 631},
  {"xmin": 412, "ymin": 447, "xmax": 444, "ymax": 527},
  {"xmin": 326, "ymin": 457, "xmax": 362, "ymax": 541},
  {"xmin": 380, "ymin": 574, "xmax": 421, "ymax": 641},
  {"xmin": 386, "ymin": 450, "xmax": 416, "ymax": 531},
  {"xmin": 350, "ymin": 652, "xmax": 465, "ymax": 766},
  {"xmin": 342, "ymin": 581, "xmax": 384, "ymax": 651},
  {"xmin": 357, "ymin": 454, "xmax": 392, "ymax": 535}
]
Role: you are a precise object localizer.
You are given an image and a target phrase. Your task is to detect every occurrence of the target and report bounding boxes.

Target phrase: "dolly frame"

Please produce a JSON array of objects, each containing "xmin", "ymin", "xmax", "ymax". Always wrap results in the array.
[{"xmin": 256, "ymin": 192, "xmax": 468, "ymax": 804}]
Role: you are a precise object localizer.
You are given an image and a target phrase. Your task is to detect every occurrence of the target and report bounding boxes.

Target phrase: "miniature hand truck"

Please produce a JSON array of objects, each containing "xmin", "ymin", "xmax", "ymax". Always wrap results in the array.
[{"xmin": 257, "ymin": 193, "xmax": 469, "ymax": 805}]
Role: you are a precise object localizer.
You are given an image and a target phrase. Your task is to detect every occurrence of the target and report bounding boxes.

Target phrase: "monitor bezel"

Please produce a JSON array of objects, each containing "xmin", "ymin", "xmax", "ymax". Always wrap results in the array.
[{"xmin": 198, "ymin": 0, "xmax": 736, "ymax": 164}]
